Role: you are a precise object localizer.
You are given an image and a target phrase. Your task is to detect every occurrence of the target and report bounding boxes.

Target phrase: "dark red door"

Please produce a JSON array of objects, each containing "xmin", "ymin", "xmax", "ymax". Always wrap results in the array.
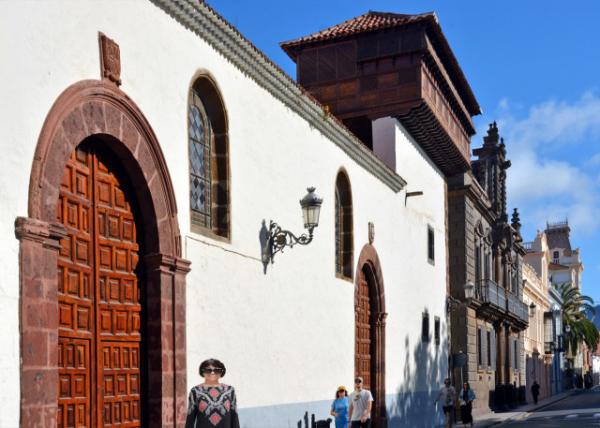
[{"xmin": 57, "ymin": 143, "xmax": 142, "ymax": 427}]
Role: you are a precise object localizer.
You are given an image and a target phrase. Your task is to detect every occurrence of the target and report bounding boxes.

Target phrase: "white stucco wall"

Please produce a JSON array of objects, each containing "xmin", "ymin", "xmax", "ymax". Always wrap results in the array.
[{"xmin": 0, "ymin": 2, "xmax": 448, "ymax": 426}]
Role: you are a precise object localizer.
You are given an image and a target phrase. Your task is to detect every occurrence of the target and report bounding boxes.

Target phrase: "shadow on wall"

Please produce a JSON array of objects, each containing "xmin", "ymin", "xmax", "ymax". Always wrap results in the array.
[
  {"xmin": 387, "ymin": 321, "xmax": 449, "ymax": 428},
  {"xmin": 259, "ymin": 220, "xmax": 270, "ymax": 274}
]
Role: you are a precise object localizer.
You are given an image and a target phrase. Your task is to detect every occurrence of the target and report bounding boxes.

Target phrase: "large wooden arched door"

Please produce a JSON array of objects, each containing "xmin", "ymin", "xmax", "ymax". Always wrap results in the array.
[
  {"xmin": 355, "ymin": 247, "xmax": 387, "ymax": 428},
  {"xmin": 57, "ymin": 141, "xmax": 143, "ymax": 427}
]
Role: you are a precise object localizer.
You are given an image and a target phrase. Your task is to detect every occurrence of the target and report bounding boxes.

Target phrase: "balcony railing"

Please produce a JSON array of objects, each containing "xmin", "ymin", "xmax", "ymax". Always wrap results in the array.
[
  {"xmin": 475, "ymin": 279, "xmax": 529, "ymax": 323},
  {"xmin": 507, "ymin": 292, "xmax": 529, "ymax": 323},
  {"xmin": 522, "ymin": 241, "xmax": 534, "ymax": 251},
  {"xmin": 475, "ymin": 279, "xmax": 506, "ymax": 310}
]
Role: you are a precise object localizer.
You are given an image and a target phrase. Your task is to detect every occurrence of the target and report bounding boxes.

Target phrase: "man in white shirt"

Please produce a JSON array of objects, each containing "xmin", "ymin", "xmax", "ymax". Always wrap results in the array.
[
  {"xmin": 434, "ymin": 378, "xmax": 456, "ymax": 427},
  {"xmin": 348, "ymin": 377, "xmax": 374, "ymax": 428}
]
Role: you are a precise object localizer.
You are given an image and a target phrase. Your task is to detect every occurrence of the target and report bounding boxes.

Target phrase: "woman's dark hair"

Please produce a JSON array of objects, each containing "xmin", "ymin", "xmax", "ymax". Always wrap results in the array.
[
  {"xmin": 199, "ymin": 358, "xmax": 226, "ymax": 377},
  {"xmin": 335, "ymin": 389, "xmax": 348, "ymax": 398}
]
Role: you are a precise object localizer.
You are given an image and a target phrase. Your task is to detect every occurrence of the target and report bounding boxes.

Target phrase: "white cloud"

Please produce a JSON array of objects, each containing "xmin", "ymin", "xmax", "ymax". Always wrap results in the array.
[
  {"xmin": 480, "ymin": 92, "xmax": 600, "ymax": 236},
  {"xmin": 499, "ymin": 92, "xmax": 600, "ymax": 151},
  {"xmin": 587, "ymin": 152, "xmax": 600, "ymax": 166}
]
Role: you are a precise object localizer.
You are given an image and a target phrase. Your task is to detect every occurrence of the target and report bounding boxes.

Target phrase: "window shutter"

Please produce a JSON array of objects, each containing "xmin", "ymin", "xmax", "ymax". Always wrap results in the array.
[
  {"xmin": 491, "ymin": 329, "xmax": 497, "ymax": 371},
  {"xmin": 486, "ymin": 330, "xmax": 491, "ymax": 368},
  {"xmin": 516, "ymin": 338, "xmax": 520, "ymax": 371},
  {"xmin": 477, "ymin": 327, "xmax": 481, "ymax": 367},
  {"xmin": 480, "ymin": 327, "xmax": 487, "ymax": 369},
  {"xmin": 482, "ymin": 328, "xmax": 488, "ymax": 370}
]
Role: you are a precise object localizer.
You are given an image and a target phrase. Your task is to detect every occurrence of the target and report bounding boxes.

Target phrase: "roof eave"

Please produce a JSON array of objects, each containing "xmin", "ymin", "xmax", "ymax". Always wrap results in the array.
[{"xmin": 424, "ymin": 14, "xmax": 481, "ymax": 116}]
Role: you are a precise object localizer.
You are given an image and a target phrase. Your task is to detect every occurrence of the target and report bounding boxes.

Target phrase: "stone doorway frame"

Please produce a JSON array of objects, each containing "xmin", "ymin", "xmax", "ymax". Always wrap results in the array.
[
  {"xmin": 16, "ymin": 80, "xmax": 190, "ymax": 427},
  {"xmin": 355, "ymin": 244, "xmax": 387, "ymax": 428}
]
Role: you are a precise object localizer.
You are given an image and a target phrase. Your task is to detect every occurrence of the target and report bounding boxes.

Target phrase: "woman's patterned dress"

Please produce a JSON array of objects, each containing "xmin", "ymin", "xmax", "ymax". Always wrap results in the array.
[{"xmin": 185, "ymin": 384, "xmax": 240, "ymax": 428}]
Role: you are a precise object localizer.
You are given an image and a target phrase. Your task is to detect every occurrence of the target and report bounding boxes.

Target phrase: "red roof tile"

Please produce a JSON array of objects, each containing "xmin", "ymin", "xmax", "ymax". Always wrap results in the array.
[{"xmin": 281, "ymin": 11, "xmax": 435, "ymax": 51}]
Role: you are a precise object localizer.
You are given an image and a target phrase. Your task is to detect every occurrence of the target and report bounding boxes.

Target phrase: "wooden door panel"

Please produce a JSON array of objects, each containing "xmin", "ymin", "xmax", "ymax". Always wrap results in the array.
[
  {"xmin": 356, "ymin": 274, "xmax": 372, "ymax": 390},
  {"xmin": 58, "ymin": 148, "xmax": 94, "ymax": 428},
  {"xmin": 102, "ymin": 341, "xmax": 142, "ymax": 427},
  {"xmin": 58, "ymin": 144, "xmax": 142, "ymax": 428},
  {"xmin": 94, "ymin": 151, "xmax": 142, "ymax": 427},
  {"xmin": 58, "ymin": 338, "xmax": 91, "ymax": 428}
]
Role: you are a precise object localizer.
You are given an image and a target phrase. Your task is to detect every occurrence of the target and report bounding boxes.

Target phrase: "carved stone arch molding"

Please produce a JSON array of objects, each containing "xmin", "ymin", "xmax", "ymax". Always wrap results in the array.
[
  {"xmin": 16, "ymin": 79, "xmax": 190, "ymax": 427},
  {"xmin": 355, "ymin": 244, "xmax": 387, "ymax": 428}
]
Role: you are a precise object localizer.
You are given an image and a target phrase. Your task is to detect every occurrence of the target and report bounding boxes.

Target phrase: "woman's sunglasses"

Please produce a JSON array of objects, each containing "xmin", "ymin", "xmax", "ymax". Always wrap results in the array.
[{"xmin": 202, "ymin": 367, "xmax": 224, "ymax": 374}]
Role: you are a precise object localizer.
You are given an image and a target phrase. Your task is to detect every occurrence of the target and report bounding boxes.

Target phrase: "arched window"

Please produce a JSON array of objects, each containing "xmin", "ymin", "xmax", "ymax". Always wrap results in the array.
[
  {"xmin": 188, "ymin": 75, "xmax": 229, "ymax": 238},
  {"xmin": 335, "ymin": 170, "xmax": 353, "ymax": 278},
  {"xmin": 553, "ymin": 251, "xmax": 559, "ymax": 264}
]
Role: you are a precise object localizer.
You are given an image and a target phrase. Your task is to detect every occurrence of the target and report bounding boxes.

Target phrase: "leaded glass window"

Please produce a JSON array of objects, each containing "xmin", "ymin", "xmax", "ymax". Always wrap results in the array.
[
  {"xmin": 189, "ymin": 90, "xmax": 212, "ymax": 228},
  {"xmin": 335, "ymin": 172, "xmax": 353, "ymax": 279},
  {"xmin": 335, "ymin": 189, "xmax": 342, "ymax": 274}
]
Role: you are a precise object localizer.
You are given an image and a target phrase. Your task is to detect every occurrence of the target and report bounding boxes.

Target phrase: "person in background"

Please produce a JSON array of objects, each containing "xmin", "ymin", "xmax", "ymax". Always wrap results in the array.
[
  {"xmin": 531, "ymin": 380, "xmax": 540, "ymax": 405},
  {"xmin": 185, "ymin": 358, "xmax": 240, "ymax": 428},
  {"xmin": 435, "ymin": 378, "xmax": 456, "ymax": 428},
  {"xmin": 458, "ymin": 382, "xmax": 475, "ymax": 427},
  {"xmin": 348, "ymin": 377, "xmax": 374, "ymax": 428},
  {"xmin": 330, "ymin": 385, "xmax": 349, "ymax": 428}
]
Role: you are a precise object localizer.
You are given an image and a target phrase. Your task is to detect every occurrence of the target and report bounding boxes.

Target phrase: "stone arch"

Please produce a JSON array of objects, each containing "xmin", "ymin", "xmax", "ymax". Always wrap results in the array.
[
  {"xmin": 188, "ymin": 71, "xmax": 230, "ymax": 239},
  {"xmin": 16, "ymin": 79, "xmax": 190, "ymax": 427},
  {"xmin": 355, "ymin": 244, "xmax": 387, "ymax": 428}
]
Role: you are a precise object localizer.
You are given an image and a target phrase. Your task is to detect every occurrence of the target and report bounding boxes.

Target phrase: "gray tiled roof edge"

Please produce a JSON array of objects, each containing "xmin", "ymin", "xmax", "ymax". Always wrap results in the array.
[{"xmin": 151, "ymin": 0, "xmax": 407, "ymax": 192}]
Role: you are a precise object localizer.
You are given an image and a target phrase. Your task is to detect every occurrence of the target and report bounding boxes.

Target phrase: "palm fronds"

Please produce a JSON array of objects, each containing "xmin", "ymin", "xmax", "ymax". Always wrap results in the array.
[{"xmin": 557, "ymin": 282, "xmax": 599, "ymax": 355}]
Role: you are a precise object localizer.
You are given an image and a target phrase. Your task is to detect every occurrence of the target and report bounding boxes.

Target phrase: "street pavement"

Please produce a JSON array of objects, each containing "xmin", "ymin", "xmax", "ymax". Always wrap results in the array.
[{"xmin": 500, "ymin": 388, "xmax": 600, "ymax": 427}]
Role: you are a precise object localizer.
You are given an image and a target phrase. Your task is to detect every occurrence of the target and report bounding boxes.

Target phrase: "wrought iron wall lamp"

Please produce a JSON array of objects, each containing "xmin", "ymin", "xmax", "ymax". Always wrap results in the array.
[
  {"xmin": 446, "ymin": 281, "xmax": 475, "ymax": 314},
  {"xmin": 262, "ymin": 187, "xmax": 323, "ymax": 265}
]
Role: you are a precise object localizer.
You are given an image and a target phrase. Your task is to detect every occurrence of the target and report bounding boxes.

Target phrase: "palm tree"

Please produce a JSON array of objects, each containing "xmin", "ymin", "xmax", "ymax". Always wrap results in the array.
[{"xmin": 557, "ymin": 282, "xmax": 599, "ymax": 356}]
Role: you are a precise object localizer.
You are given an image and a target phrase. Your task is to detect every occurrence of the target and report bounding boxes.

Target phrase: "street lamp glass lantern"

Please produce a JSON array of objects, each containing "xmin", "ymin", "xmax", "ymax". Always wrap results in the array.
[
  {"xmin": 300, "ymin": 187, "xmax": 323, "ymax": 229},
  {"xmin": 529, "ymin": 302, "xmax": 537, "ymax": 316},
  {"xmin": 464, "ymin": 281, "xmax": 475, "ymax": 301}
]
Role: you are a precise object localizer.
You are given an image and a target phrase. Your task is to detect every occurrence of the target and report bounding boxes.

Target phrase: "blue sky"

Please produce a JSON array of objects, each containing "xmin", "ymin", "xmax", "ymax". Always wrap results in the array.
[{"xmin": 208, "ymin": 0, "xmax": 600, "ymax": 301}]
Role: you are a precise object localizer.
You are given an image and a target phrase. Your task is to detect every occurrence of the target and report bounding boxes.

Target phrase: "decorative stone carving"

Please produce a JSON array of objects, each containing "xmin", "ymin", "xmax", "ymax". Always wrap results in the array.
[
  {"xmin": 99, "ymin": 33, "xmax": 121, "ymax": 86},
  {"xmin": 368, "ymin": 222, "xmax": 375, "ymax": 245}
]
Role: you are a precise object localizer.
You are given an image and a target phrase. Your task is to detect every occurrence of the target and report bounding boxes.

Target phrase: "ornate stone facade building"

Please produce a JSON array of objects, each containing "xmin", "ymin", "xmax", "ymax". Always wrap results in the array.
[
  {"xmin": 448, "ymin": 123, "xmax": 529, "ymax": 411},
  {"xmin": 522, "ymin": 261, "xmax": 551, "ymax": 403},
  {"xmin": 523, "ymin": 231, "xmax": 565, "ymax": 397}
]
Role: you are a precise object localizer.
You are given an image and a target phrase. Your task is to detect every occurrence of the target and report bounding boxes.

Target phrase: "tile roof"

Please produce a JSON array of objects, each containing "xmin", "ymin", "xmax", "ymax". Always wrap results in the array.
[
  {"xmin": 280, "ymin": 11, "xmax": 435, "ymax": 52},
  {"xmin": 280, "ymin": 10, "xmax": 481, "ymax": 116}
]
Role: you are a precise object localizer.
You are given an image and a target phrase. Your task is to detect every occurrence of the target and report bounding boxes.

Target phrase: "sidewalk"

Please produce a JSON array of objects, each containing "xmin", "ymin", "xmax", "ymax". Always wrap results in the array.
[{"xmin": 467, "ymin": 390, "xmax": 576, "ymax": 427}]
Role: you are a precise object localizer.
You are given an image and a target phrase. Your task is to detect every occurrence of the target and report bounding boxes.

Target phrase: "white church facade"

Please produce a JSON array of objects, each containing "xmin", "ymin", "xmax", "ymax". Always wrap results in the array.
[{"xmin": 0, "ymin": 1, "xmax": 481, "ymax": 427}]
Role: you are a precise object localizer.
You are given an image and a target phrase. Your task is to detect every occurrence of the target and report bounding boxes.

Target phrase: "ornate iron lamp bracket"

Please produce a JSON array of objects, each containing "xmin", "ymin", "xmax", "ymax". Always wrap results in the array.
[{"xmin": 265, "ymin": 221, "xmax": 314, "ymax": 264}]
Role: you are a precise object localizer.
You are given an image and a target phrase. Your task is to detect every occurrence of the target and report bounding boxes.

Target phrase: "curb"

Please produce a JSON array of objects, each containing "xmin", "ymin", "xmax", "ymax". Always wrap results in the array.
[{"xmin": 493, "ymin": 390, "xmax": 577, "ymax": 426}]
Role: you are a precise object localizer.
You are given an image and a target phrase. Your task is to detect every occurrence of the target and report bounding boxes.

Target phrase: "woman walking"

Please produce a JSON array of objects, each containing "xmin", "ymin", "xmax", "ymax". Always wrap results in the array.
[
  {"xmin": 458, "ymin": 382, "xmax": 475, "ymax": 427},
  {"xmin": 330, "ymin": 386, "xmax": 349, "ymax": 428},
  {"xmin": 185, "ymin": 358, "xmax": 240, "ymax": 428}
]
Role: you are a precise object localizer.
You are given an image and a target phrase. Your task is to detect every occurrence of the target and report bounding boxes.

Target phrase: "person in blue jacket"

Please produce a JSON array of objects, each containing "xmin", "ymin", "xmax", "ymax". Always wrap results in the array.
[
  {"xmin": 330, "ymin": 385, "xmax": 349, "ymax": 428},
  {"xmin": 458, "ymin": 382, "xmax": 476, "ymax": 427}
]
